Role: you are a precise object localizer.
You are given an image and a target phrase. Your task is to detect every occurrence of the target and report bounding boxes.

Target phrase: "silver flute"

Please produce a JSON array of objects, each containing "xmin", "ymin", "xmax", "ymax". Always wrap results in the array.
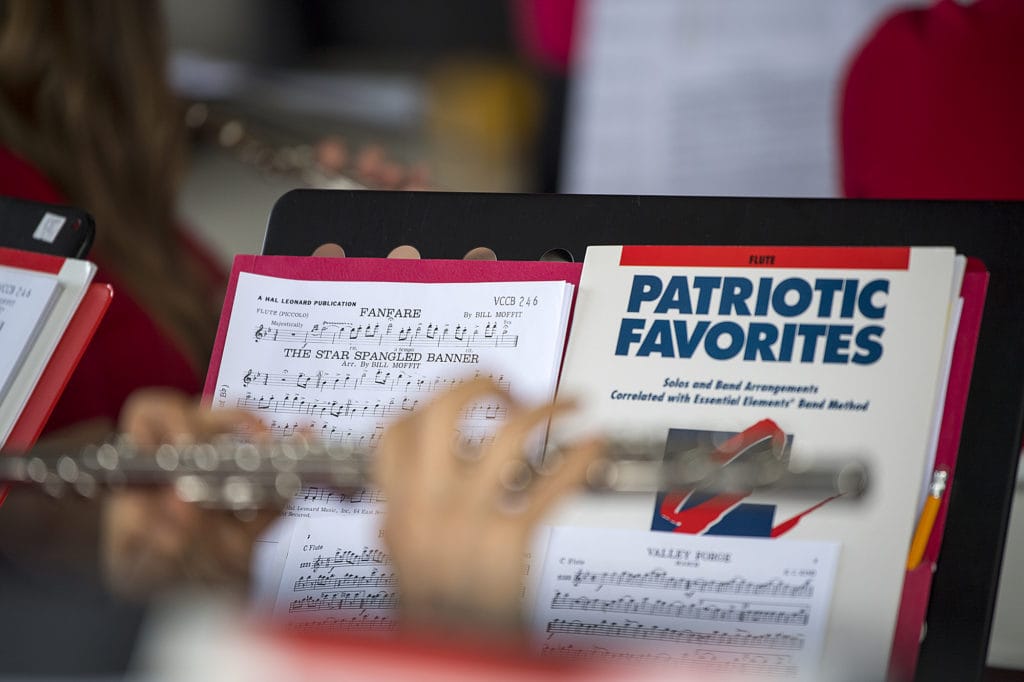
[{"xmin": 0, "ymin": 435, "xmax": 868, "ymax": 511}]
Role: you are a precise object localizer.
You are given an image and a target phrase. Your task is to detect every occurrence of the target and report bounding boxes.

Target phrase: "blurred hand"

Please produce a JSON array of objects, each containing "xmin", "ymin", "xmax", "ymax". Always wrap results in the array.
[
  {"xmin": 101, "ymin": 388, "xmax": 275, "ymax": 597},
  {"xmin": 375, "ymin": 378, "xmax": 602, "ymax": 639},
  {"xmin": 315, "ymin": 137, "xmax": 431, "ymax": 191}
]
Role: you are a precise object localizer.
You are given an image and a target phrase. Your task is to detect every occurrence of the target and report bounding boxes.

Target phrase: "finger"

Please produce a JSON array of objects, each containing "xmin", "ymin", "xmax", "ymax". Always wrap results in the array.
[
  {"xmin": 377, "ymin": 161, "xmax": 404, "ymax": 189},
  {"xmin": 414, "ymin": 377, "xmax": 507, "ymax": 484},
  {"xmin": 205, "ymin": 511, "xmax": 274, "ymax": 580},
  {"xmin": 194, "ymin": 407, "xmax": 269, "ymax": 441},
  {"xmin": 403, "ymin": 163, "xmax": 431, "ymax": 191},
  {"xmin": 464, "ymin": 401, "xmax": 570, "ymax": 511},
  {"xmin": 380, "ymin": 378, "xmax": 503, "ymax": 512},
  {"xmin": 119, "ymin": 389, "xmax": 195, "ymax": 448},
  {"xmin": 103, "ymin": 490, "xmax": 193, "ymax": 595},
  {"xmin": 522, "ymin": 437, "xmax": 605, "ymax": 527},
  {"xmin": 356, "ymin": 144, "xmax": 386, "ymax": 183},
  {"xmin": 375, "ymin": 411, "xmax": 417, "ymax": 501},
  {"xmin": 314, "ymin": 136, "xmax": 348, "ymax": 173}
]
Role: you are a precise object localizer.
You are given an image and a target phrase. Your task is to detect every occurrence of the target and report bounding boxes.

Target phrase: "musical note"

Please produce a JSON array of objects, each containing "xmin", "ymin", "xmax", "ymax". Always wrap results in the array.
[
  {"xmin": 549, "ymin": 591, "xmax": 810, "ymax": 625},
  {"xmin": 293, "ymin": 569, "xmax": 397, "ymax": 592},
  {"xmin": 545, "ymin": 619, "xmax": 805, "ymax": 650},
  {"xmin": 237, "ymin": 369, "xmax": 510, "ymax": 395},
  {"xmin": 288, "ymin": 590, "xmax": 399, "ymax": 613},
  {"xmin": 306, "ymin": 547, "xmax": 391, "ymax": 571},
  {"xmin": 237, "ymin": 393, "xmax": 510, "ymax": 425},
  {"xmin": 567, "ymin": 569, "xmax": 814, "ymax": 599},
  {"xmin": 250, "ymin": 320, "xmax": 519, "ymax": 349},
  {"xmin": 539, "ymin": 644, "xmax": 798, "ymax": 677},
  {"xmin": 290, "ymin": 614, "xmax": 398, "ymax": 634}
]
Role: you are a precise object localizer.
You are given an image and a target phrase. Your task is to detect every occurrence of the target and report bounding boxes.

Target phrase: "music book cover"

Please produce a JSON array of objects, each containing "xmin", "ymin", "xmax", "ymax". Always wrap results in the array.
[{"xmin": 552, "ymin": 245, "xmax": 964, "ymax": 680}]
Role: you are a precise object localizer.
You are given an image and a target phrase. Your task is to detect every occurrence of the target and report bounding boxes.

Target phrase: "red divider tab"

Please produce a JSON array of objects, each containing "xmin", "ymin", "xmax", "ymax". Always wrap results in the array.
[{"xmin": 619, "ymin": 245, "xmax": 911, "ymax": 270}]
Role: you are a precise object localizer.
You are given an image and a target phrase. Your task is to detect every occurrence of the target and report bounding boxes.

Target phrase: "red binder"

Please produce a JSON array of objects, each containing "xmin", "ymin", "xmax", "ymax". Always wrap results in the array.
[
  {"xmin": 3, "ymin": 283, "xmax": 112, "ymax": 450},
  {"xmin": 888, "ymin": 258, "xmax": 989, "ymax": 681},
  {"xmin": 0, "ymin": 247, "xmax": 111, "ymax": 505}
]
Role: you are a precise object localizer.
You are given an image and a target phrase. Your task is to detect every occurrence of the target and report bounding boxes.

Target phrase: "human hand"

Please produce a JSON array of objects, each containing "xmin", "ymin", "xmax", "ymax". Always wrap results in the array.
[
  {"xmin": 374, "ymin": 378, "xmax": 602, "ymax": 640},
  {"xmin": 101, "ymin": 388, "xmax": 275, "ymax": 597},
  {"xmin": 315, "ymin": 137, "xmax": 431, "ymax": 191}
]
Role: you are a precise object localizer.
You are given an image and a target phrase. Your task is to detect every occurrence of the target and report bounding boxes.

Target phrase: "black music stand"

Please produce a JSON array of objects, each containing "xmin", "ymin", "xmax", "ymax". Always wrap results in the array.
[
  {"xmin": 0, "ymin": 196, "xmax": 95, "ymax": 258},
  {"xmin": 264, "ymin": 189, "xmax": 1024, "ymax": 682}
]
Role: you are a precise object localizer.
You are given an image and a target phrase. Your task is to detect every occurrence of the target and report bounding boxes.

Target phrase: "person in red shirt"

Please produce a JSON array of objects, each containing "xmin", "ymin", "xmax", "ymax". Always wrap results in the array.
[
  {"xmin": 841, "ymin": 0, "xmax": 1024, "ymax": 201},
  {"xmin": 0, "ymin": 0, "xmax": 229, "ymax": 582},
  {"xmin": 0, "ymin": 1, "xmax": 225, "ymax": 438}
]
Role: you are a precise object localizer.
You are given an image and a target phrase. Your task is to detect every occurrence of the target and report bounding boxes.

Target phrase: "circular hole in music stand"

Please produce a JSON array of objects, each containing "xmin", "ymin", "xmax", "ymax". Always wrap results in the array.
[
  {"xmin": 539, "ymin": 248, "xmax": 574, "ymax": 262},
  {"xmin": 464, "ymin": 246, "xmax": 497, "ymax": 260},
  {"xmin": 312, "ymin": 243, "xmax": 346, "ymax": 258},
  {"xmin": 388, "ymin": 245, "xmax": 421, "ymax": 259}
]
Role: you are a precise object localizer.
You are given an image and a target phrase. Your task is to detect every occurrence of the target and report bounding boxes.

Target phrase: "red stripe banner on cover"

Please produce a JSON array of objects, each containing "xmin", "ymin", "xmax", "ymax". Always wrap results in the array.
[{"xmin": 619, "ymin": 245, "xmax": 911, "ymax": 270}]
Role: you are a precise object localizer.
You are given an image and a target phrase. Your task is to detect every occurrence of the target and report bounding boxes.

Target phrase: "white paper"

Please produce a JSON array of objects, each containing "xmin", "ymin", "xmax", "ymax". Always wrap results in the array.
[
  {"xmin": 532, "ymin": 527, "xmax": 838, "ymax": 679},
  {"xmin": 0, "ymin": 265, "xmax": 61, "ymax": 398},
  {"xmin": 272, "ymin": 515, "xmax": 397, "ymax": 633},
  {"xmin": 213, "ymin": 273, "xmax": 575, "ymax": 608},
  {"xmin": 563, "ymin": 0, "xmax": 912, "ymax": 197},
  {"xmin": 0, "ymin": 258, "xmax": 95, "ymax": 445}
]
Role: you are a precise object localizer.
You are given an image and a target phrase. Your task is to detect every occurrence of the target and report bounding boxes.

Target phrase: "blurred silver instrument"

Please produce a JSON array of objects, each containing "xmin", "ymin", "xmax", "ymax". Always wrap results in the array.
[{"xmin": 0, "ymin": 435, "xmax": 868, "ymax": 511}]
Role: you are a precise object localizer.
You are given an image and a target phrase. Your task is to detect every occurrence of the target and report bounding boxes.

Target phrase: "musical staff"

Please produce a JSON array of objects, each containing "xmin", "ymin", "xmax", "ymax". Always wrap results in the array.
[
  {"xmin": 297, "ymin": 486, "xmax": 386, "ymax": 506},
  {"xmin": 539, "ymin": 644, "xmax": 798, "ymax": 677},
  {"xmin": 288, "ymin": 590, "xmax": 399, "ymax": 613},
  {"xmin": 298, "ymin": 547, "xmax": 391, "ymax": 571},
  {"xmin": 566, "ymin": 569, "xmax": 814, "ymax": 599},
  {"xmin": 253, "ymin": 320, "xmax": 519, "ymax": 349},
  {"xmin": 550, "ymin": 591, "xmax": 809, "ymax": 625},
  {"xmin": 290, "ymin": 614, "xmax": 398, "ymax": 634},
  {"xmin": 545, "ymin": 619, "xmax": 805, "ymax": 650},
  {"xmin": 242, "ymin": 368, "xmax": 510, "ymax": 395},
  {"xmin": 293, "ymin": 569, "xmax": 397, "ymax": 592},
  {"xmin": 267, "ymin": 419, "xmax": 494, "ymax": 451},
  {"xmin": 532, "ymin": 527, "xmax": 837, "ymax": 680},
  {"xmin": 237, "ymin": 393, "xmax": 507, "ymax": 423}
]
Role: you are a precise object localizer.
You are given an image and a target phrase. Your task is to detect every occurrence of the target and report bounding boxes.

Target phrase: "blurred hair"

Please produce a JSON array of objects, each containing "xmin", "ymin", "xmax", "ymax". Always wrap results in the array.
[{"xmin": 0, "ymin": 0, "xmax": 218, "ymax": 369}]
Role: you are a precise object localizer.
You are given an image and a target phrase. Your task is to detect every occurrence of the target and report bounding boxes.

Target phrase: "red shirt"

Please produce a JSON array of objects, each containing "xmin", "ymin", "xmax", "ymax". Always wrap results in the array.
[
  {"xmin": 841, "ymin": 0, "xmax": 1024, "ymax": 200},
  {"xmin": 0, "ymin": 146, "xmax": 223, "ymax": 432}
]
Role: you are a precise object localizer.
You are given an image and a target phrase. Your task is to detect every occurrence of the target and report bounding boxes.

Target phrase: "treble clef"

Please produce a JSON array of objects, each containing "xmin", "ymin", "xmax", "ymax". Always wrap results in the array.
[
  {"xmin": 255, "ymin": 324, "xmax": 269, "ymax": 342},
  {"xmin": 243, "ymin": 369, "xmax": 254, "ymax": 386}
]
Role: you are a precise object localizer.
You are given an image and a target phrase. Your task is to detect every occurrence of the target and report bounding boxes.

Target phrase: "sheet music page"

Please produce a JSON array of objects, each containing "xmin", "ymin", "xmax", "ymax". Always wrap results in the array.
[
  {"xmin": 532, "ymin": 526, "xmax": 838, "ymax": 680},
  {"xmin": 0, "ymin": 258, "xmax": 94, "ymax": 446},
  {"xmin": 563, "ymin": 0, "xmax": 906, "ymax": 197},
  {"xmin": 0, "ymin": 265, "xmax": 61, "ymax": 399},
  {"xmin": 212, "ymin": 272, "xmax": 574, "ymax": 610},
  {"xmin": 271, "ymin": 515, "xmax": 398, "ymax": 632}
]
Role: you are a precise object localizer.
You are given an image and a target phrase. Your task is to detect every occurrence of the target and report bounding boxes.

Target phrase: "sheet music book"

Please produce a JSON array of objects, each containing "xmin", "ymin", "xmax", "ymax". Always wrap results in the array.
[
  {"xmin": 0, "ymin": 248, "xmax": 97, "ymax": 446},
  {"xmin": 203, "ymin": 255, "xmax": 581, "ymax": 615},
  {"xmin": 0, "ymin": 265, "xmax": 62, "ymax": 399},
  {"xmin": 551, "ymin": 245, "xmax": 967, "ymax": 680}
]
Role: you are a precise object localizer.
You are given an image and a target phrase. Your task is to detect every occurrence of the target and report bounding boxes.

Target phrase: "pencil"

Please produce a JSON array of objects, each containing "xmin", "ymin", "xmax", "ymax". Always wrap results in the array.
[{"xmin": 906, "ymin": 469, "xmax": 948, "ymax": 571}]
